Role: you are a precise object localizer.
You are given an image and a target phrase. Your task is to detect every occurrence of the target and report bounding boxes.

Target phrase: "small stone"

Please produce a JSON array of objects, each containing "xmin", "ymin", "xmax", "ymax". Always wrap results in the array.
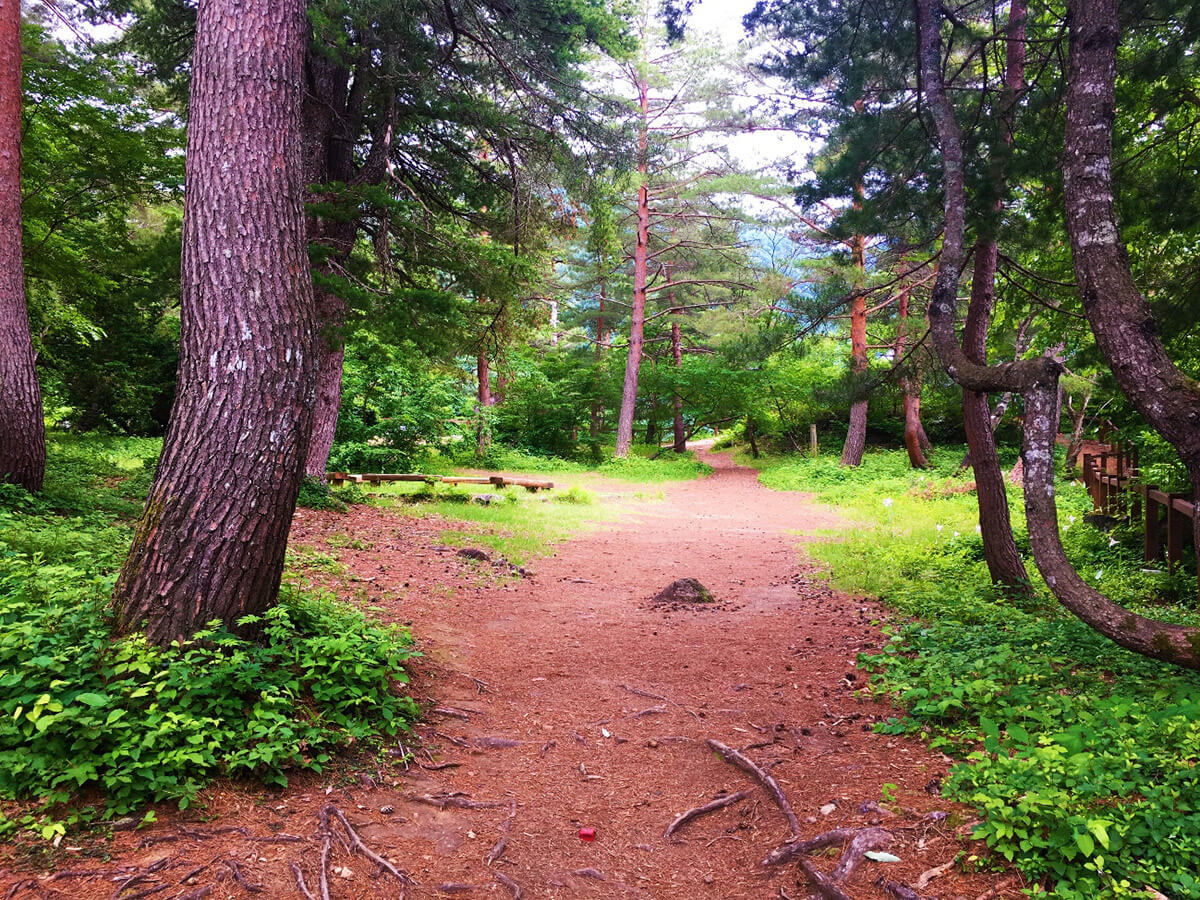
[
  {"xmin": 467, "ymin": 830, "xmax": 476, "ymax": 839},
  {"xmin": 703, "ymin": 874, "xmax": 714, "ymax": 884},
  {"xmin": 647, "ymin": 739, "xmax": 659, "ymax": 748},
  {"xmin": 820, "ymin": 803, "xmax": 837, "ymax": 816},
  {"xmin": 110, "ymin": 817, "xmax": 137, "ymax": 832},
  {"xmin": 380, "ymin": 804, "xmax": 395, "ymax": 814}
]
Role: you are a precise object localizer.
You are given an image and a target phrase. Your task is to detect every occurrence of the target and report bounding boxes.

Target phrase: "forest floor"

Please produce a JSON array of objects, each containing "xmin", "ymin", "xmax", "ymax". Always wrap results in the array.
[{"xmin": 2, "ymin": 447, "xmax": 1021, "ymax": 900}]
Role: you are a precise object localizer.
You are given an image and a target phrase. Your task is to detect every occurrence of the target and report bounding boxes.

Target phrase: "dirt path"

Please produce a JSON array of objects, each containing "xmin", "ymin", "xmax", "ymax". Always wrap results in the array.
[{"xmin": 4, "ymin": 449, "xmax": 1016, "ymax": 899}]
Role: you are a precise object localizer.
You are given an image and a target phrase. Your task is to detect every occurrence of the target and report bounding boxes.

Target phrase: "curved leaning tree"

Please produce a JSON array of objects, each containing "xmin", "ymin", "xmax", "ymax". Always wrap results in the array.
[{"xmin": 917, "ymin": 0, "xmax": 1200, "ymax": 669}]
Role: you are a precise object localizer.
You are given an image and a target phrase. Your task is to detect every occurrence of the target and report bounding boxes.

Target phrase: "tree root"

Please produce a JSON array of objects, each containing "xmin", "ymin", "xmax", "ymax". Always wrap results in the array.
[
  {"xmin": 412, "ymin": 791, "xmax": 508, "ymax": 810},
  {"xmin": 320, "ymin": 803, "xmax": 413, "ymax": 886},
  {"xmin": 705, "ymin": 739, "xmax": 800, "ymax": 836},
  {"xmin": 493, "ymin": 871, "xmax": 523, "ymax": 899},
  {"xmin": 486, "ymin": 801, "xmax": 517, "ymax": 865},
  {"xmin": 876, "ymin": 876, "xmax": 922, "ymax": 899},
  {"xmin": 663, "ymin": 790, "xmax": 751, "ymax": 839},
  {"xmin": 761, "ymin": 826, "xmax": 893, "ymax": 899},
  {"xmin": 291, "ymin": 861, "xmax": 317, "ymax": 900},
  {"xmin": 219, "ymin": 859, "xmax": 262, "ymax": 893}
]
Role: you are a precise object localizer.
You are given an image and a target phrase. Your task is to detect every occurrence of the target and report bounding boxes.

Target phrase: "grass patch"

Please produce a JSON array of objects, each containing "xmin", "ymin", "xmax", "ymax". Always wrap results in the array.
[
  {"xmin": 743, "ymin": 444, "xmax": 1200, "ymax": 899},
  {"xmin": 0, "ymin": 435, "xmax": 421, "ymax": 840},
  {"xmin": 462, "ymin": 442, "xmax": 712, "ymax": 483},
  {"xmin": 371, "ymin": 480, "xmax": 620, "ymax": 565}
]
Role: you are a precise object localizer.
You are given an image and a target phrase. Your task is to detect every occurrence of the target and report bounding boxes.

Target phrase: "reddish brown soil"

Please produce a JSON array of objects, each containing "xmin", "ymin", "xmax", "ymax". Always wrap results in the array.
[{"xmin": 2, "ymin": 449, "xmax": 1020, "ymax": 899}]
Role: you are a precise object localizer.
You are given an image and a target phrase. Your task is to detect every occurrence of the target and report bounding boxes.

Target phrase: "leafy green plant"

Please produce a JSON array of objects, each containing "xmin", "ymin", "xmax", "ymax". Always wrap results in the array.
[
  {"xmin": 750, "ymin": 445, "xmax": 1200, "ymax": 898},
  {"xmin": 0, "ymin": 436, "xmax": 421, "ymax": 839}
]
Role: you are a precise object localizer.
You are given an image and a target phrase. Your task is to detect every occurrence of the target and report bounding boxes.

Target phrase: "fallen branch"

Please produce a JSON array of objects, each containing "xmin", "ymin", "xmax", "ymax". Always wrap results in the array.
[
  {"xmin": 621, "ymin": 683, "xmax": 698, "ymax": 718},
  {"xmin": 664, "ymin": 790, "xmax": 751, "ymax": 839},
  {"xmin": 915, "ymin": 859, "xmax": 954, "ymax": 889},
  {"xmin": 705, "ymin": 739, "xmax": 800, "ymax": 837}
]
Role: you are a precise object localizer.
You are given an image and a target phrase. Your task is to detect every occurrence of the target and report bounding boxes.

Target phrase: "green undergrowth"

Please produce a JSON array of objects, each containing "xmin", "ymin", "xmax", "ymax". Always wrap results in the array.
[
  {"xmin": 0, "ymin": 435, "xmax": 421, "ymax": 839},
  {"xmin": 460, "ymin": 442, "xmax": 712, "ymax": 482},
  {"xmin": 744, "ymin": 445, "xmax": 1200, "ymax": 899},
  {"xmin": 369, "ymin": 479, "xmax": 613, "ymax": 565}
]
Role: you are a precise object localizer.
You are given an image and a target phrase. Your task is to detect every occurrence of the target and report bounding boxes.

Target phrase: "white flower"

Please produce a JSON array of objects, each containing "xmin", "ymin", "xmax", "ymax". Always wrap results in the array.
[
  {"xmin": 1095, "ymin": 570, "xmax": 1103, "ymax": 580},
  {"xmin": 1109, "ymin": 537, "xmax": 1118, "ymax": 547},
  {"xmin": 953, "ymin": 531, "xmax": 960, "ymax": 538},
  {"xmin": 1062, "ymin": 523, "xmax": 1071, "ymax": 531},
  {"xmin": 882, "ymin": 497, "xmax": 894, "ymax": 507},
  {"xmin": 936, "ymin": 524, "xmax": 944, "ymax": 532},
  {"xmin": 1069, "ymin": 515, "xmax": 1076, "ymax": 524},
  {"xmin": 975, "ymin": 524, "xmax": 982, "ymax": 534}
]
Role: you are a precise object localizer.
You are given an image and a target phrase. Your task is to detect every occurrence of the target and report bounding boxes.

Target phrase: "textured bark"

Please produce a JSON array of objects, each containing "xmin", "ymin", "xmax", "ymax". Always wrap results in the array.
[
  {"xmin": 915, "ymin": 0, "xmax": 1056, "ymax": 397},
  {"xmin": 303, "ymin": 286, "xmax": 346, "ymax": 480},
  {"xmin": 1022, "ymin": 384, "xmax": 1200, "ymax": 668},
  {"xmin": 1063, "ymin": 0, "xmax": 1200, "ymax": 614},
  {"xmin": 670, "ymin": 267, "xmax": 686, "ymax": 452},
  {"xmin": 894, "ymin": 280, "xmax": 929, "ymax": 469},
  {"xmin": 0, "ymin": 0, "xmax": 45, "ymax": 492},
  {"xmin": 965, "ymin": 241, "xmax": 1030, "ymax": 592},
  {"xmin": 840, "ymin": 235, "xmax": 868, "ymax": 467},
  {"xmin": 615, "ymin": 72, "xmax": 650, "ymax": 458},
  {"xmin": 299, "ymin": 48, "xmax": 387, "ymax": 479},
  {"xmin": 475, "ymin": 350, "xmax": 492, "ymax": 457},
  {"xmin": 113, "ymin": 0, "xmax": 317, "ymax": 644}
]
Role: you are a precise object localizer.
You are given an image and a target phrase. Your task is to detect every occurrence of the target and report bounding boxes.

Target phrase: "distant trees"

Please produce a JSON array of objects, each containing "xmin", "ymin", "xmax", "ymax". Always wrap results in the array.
[
  {"xmin": 113, "ymin": 0, "xmax": 317, "ymax": 643},
  {"xmin": 0, "ymin": 0, "xmax": 46, "ymax": 492}
]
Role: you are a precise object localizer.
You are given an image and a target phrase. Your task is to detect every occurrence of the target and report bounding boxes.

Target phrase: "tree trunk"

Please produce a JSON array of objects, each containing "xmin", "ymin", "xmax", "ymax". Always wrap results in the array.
[
  {"xmin": 0, "ymin": 0, "xmax": 46, "ymax": 492},
  {"xmin": 746, "ymin": 415, "xmax": 759, "ymax": 458},
  {"xmin": 964, "ymin": 240, "xmax": 1031, "ymax": 593},
  {"xmin": 670, "ymin": 268, "xmax": 685, "ymax": 452},
  {"xmin": 615, "ymin": 72, "xmax": 650, "ymax": 459},
  {"xmin": 1063, "ymin": 393, "xmax": 1090, "ymax": 474},
  {"xmin": 475, "ymin": 349, "xmax": 492, "ymax": 457},
  {"xmin": 113, "ymin": 0, "xmax": 316, "ymax": 644},
  {"xmin": 645, "ymin": 396, "xmax": 659, "ymax": 447},
  {"xmin": 303, "ymin": 286, "xmax": 346, "ymax": 480},
  {"xmin": 590, "ymin": 282, "xmax": 606, "ymax": 440},
  {"xmin": 894, "ymin": 278, "xmax": 929, "ymax": 469},
  {"xmin": 840, "ymin": 235, "xmax": 868, "ymax": 466},
  {"xmin": 1063, "ymin": 0, "xmax": 1200, "ymax": 605}
]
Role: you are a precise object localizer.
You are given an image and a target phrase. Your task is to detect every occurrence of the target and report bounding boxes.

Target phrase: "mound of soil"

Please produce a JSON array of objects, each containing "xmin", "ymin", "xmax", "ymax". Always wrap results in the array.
[{"xmin": 651, "ymin": 577, "xmax": 715, "ymax": 604}]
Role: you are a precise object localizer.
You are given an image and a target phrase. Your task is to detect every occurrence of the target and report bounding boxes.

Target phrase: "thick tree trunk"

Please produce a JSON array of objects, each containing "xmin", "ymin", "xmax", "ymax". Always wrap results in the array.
[
  {"xmin": 112, "ymin": 0, "xmax": 317, "ymax": 644},
  {"xmin": 840, "ymin": 236, "xmax": 868, "ymax": 466},
  {"xmin": 0, "ymin": 0, "xmax": 46, "ymax": 492},
  {"xmin": 615, "ymin": 73, "xmax": 650, "ymax": 459},
  {"xmin": 1063, "ymin": 0, "xmax": 1200, "ymax": 604}
]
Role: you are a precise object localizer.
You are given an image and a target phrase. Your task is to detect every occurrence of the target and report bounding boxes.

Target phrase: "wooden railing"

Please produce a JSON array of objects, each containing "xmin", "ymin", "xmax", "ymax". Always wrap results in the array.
[
  {"xmin": 1080, "ymin": 436, "xmax": 1195, "ymax": 573},
  {"xmin": 327, "ymin": 472, "xmax": 553, "ymax": 492}
]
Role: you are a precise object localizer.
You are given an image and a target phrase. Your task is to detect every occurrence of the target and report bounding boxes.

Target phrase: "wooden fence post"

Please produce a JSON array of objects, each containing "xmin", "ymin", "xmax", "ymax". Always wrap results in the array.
[{"xmin": 1144, "ymin": 486, "xmax": 1161, "ymax": 563}]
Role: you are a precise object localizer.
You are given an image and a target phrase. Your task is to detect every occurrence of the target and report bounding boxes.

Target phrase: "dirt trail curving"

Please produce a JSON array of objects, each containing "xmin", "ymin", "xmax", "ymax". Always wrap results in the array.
[{"xmin": 3, "ymin": 448, "xmax": 1018, "ymax": 899}]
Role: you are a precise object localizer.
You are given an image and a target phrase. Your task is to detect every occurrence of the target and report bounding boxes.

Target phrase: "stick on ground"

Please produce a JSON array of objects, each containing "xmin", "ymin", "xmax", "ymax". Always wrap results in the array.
[
  {"xmin": 664, "ymin": 790, "xmax": 751, "ymax": 839},
  {"xmin": 705, "ymin": 739, "xmax": 800, "ymax": 836}
]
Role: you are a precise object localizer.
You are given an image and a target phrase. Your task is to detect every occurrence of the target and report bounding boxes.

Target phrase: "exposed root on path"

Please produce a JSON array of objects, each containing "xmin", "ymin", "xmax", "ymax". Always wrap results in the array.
[
  {"xmin": 301, "ymin": 802, "xmax": 413, "ymax": 896},
  {"xmin": 705, "ymin": 738, "xmax": 800, "ymax": 836},
  {"xmin": 761, "ymin": 825, "xmax": 894, "ymax": 899},
  {"xmin": 663, "ymin": 790, "xmax": 751, "ymax": 839},
  {"xmin": 411, "ymin": 791, "xmax": 508, "ymax": 810},
  {"xmin": 493, "ymin": 870, "xmax": 523, "ymax": 898},
  {"xmin": 486, "ymin": 801, "xmax": 517, "ymax": 865}
]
